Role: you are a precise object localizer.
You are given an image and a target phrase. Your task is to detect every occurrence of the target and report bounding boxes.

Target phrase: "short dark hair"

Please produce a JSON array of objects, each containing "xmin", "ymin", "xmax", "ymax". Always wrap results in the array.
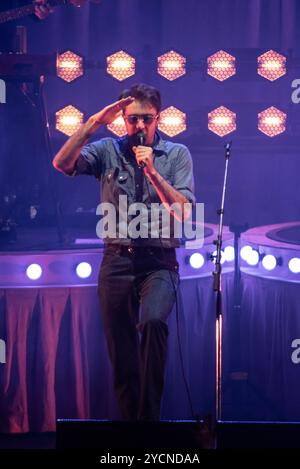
[{"xmin": 119, "ymin": 83, "xmax": 161, "ymax": 113}]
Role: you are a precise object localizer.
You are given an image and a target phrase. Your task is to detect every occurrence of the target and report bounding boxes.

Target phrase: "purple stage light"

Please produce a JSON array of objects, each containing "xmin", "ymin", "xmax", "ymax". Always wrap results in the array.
[
  {"xmin": 258, "ymin": 106, "xmax": 286, "ymax": 137},
  {"xmin": 26, "ymin": 264, "xmax": 42, "ymax": 280},
  {"xmin": 158, "ymin": 106, "xmax": 186, "ymax": 137},
  {"xmin": 56, "ymin": 105, "xmax": 83, "ymax": 136},
  {"xmin": 76, "ymin": 262, "xmax": 92, "ymax": 279},
  {"xmin": 207, "ymin": 50, "xmax": 236, "ymax": 81},
  {"xmin": 189, "ymin": 253, "xmax": 205, "ymax": 269},
  {"xmin": 289, "ymin": 258, "xmax": 300, "ymax": 274},
  {"xmin": 257, "ymin": 50, "xmax": 286, "ymax": 82},
  {"xmin": 56, "ymin": 50, "xmax": 83, "ymax": 83},
  {"xmin": 106, "ymin": 50, "xmax": 135, "ymax": 81},
  {"xmin": 208, "ymin": 106, "xmax": 236, "ymax": 137},
  {"xmin": 240, "ymin": 246, "xmax": 260, "ymax": 266},
  {"xmin": 157, "ymin": 50, "xmax": 186, "ymax": 81},
  {"xmin": 262, "ymin": 254, "xmax": 277, "ymax": 271}
]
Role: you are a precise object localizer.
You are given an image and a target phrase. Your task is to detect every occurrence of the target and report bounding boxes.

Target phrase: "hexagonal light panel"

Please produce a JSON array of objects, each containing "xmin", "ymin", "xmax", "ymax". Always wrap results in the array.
[
  {"xmin": 56, "ymin": 50, "xmax": 83, "ymax": 83},
  {"xmin": 158, "ymin": 106, "xmax": 186, "ymax": 137},
  {"xmin": 157, "ymin": 50, "xmax": 186, "ymax": 81},
  {"xmin": 56, "ymin": 105, "xmax": 83, "ymax": 136},
  {"xmin": 207, "ymin": 50, "xmax": 236, "ymax": 81},
  {"xmin": 258, "ymin": 106, "xmax": 286, "ymax": 137},
  {"xmin": 257, "ymin": 50, "xmax": 286, "ymax": 81},
  {"xmin": 107, "ymin": 115, "xmax": 127, "ymax": 137},
  {"xmin": 106, "ymin": 50, "xmax": 135, "ymax": 81},
  {"xmin": 208, "ymin": 106, "xmax": 236, "ymax": 137}
]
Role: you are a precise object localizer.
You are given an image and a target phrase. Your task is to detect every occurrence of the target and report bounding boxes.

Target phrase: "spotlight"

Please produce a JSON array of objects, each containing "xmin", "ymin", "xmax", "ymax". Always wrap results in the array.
[
  {"xmin": 106, "ymin": 50, "xmax": 135, "ymax": 81},
  {"xmin": 157, "ymin": 50, "xmax": 186, "ymax": 81},
  {"xmin": 224, "ymin": 246, "xmax": 235, "ymax": 262},
  {"xmin": 76, "ymin": 262, "xmax": 92, "ymax": 279},
  {"xmin": 258, "ymin": 106, "xmax": 286, "ymax": 137},
  {"xmin": 257, "ymin": 50, "xmax": 286, "ymax": 82},
  {"xmin": 262, "ymin": 254, "xmax": 277, "ymax": 271},
  {"xmin": 207, "ymin": 50, "xmax": 236, "ymax": 81},
  {"xmin": 158, "ymin": 106, "xmax": 186, "ymax": 137},
  {"xmin": 26, "ymin": 263, "xmax": 42, "ymax": 280},
  {"xmin": 56, "ymin": 50, "xmax": 83, "ymax": 83},
  {"xmin": 208, "ymin": 106, "xmax": 236, "ymax": 137},
  {"xmin": 56, "ymin": 105, "xmax": 83, "ymax": 136},
  {"xmin": 240, "ymin": 246, "xmax": 259, "ymax": 266},
  {"xmin": 240, "ymin": 245, "xmax": 253, "ymax": 261},
  {"xmin": 189, "ymin": 253, "xmax": 205, "ymax": 269},
  {"xmin": 107, "ymin": 115, "xmax": 127, "ymax": 137},
  {"xmin": 247, "ymin": 250, "xmax": 259, "ymax": 266},
  {"xmin": 289, "ymin": 258, "xmax": 300, "ymax": 274}
]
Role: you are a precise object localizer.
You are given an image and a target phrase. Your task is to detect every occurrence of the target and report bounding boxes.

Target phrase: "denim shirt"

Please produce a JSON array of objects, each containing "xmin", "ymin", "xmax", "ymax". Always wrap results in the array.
[{"xmin": 75, "ymin": 132, "xmax": 195, "ymax": 247}]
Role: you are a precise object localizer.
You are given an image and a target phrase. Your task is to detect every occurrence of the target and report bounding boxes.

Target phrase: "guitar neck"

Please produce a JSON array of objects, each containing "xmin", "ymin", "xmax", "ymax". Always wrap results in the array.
[{"xmin": 0, "ymin": 1, "xmax": 67, "ymax": 24}]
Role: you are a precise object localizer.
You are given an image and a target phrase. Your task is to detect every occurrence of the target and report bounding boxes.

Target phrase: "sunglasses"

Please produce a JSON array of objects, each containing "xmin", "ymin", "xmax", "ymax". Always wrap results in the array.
[{"xmin": 123, "ymin": 114, "xmax": 158, "ymax": 125}]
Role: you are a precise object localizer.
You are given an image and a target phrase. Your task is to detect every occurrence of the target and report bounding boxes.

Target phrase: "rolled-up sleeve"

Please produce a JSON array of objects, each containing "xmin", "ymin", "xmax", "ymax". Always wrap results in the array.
[
  {"xmin": 172, "ymin": 146, "xmax": 196, "ymax": 206},
  {"xmin": 74, "ymin": 141, "xmax": 103, "ymax": 178}
]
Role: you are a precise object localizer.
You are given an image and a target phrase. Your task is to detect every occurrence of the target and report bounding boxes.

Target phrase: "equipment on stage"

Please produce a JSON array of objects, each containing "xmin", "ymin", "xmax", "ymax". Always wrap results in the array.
[
  {"xmin": 0, "ymin": 54, "xmax": 66, "ymax": 245},
  {"xmin": 212, "ymin": 141, "xmax": 232, "ymax": 423},
  {"xmin": 0, "ymin": 0, "xmax": 88, "ymax": 25},
  {"xmin": 56, "ymin": 419, "xmax": 214, "ymax": 449},
  {"xmin": 0, "ymin": 53, "xmax": 55, "ymax": 80}
]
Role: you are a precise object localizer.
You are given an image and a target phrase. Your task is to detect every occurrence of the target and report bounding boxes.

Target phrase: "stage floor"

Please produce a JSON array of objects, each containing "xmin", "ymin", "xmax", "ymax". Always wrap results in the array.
[{"xmin": 1, "ymin": 420, "xmax": 300, "ymax": 449}]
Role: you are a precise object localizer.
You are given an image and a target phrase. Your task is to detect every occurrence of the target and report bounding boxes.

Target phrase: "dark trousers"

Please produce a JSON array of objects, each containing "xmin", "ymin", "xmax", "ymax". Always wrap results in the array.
[{"xmin": 98, "ymin": 245, "xmax": 179, "ymax": 421}]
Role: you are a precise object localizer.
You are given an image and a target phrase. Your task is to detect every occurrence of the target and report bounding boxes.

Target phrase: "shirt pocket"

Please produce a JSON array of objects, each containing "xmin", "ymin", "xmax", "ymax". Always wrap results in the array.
[
  {"xmin": 117, "ymin": 171, "xmax": 129, "ymax": 184},
  {"xmin": 115, "ymin": 170, "xmax": 133, "ymax": 198}
]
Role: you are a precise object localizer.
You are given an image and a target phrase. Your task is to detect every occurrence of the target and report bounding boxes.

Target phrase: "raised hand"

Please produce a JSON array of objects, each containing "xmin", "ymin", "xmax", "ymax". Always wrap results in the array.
[{"xmin": 90, "ymin": 97, "xmax": 134, "ymax": 126}]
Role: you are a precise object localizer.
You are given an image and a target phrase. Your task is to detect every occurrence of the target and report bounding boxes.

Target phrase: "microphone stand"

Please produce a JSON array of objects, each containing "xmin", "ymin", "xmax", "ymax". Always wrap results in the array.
[{"xmin": 213, "ymin": 141, "xmax": 232, "ymax": 423}]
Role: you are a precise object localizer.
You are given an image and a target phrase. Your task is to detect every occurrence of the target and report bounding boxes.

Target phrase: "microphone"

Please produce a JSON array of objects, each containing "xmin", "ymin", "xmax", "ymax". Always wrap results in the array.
[
  {"xmin": 137, "ymin": 131, "xmax": 145, "ymax": 146},
  {"xmin": 136, "ymin": 132, "xmax": 146, "ymax": 168}
]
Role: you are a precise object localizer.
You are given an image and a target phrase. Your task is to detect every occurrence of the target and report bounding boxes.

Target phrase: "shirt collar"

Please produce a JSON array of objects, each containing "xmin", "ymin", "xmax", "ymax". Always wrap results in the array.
[{"xmin": 152, "ymin": 131, "xmax": 167, "ymax": 155}]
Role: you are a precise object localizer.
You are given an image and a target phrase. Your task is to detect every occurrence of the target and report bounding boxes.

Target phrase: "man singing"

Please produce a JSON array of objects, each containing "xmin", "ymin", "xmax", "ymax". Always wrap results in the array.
[{"xmin": 53, "ymin": 84, "xmax": 195, "ymax": 420}]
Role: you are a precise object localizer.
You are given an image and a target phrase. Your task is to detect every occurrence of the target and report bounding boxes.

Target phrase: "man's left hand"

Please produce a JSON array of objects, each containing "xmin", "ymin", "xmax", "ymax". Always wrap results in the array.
[
  {"xmin": 132, "ymin": 146, "xmax": 155, "ymax": 176},
  {"xmin": 34, "ymin": 0, "xmax": 54, "ymax": 20}
]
